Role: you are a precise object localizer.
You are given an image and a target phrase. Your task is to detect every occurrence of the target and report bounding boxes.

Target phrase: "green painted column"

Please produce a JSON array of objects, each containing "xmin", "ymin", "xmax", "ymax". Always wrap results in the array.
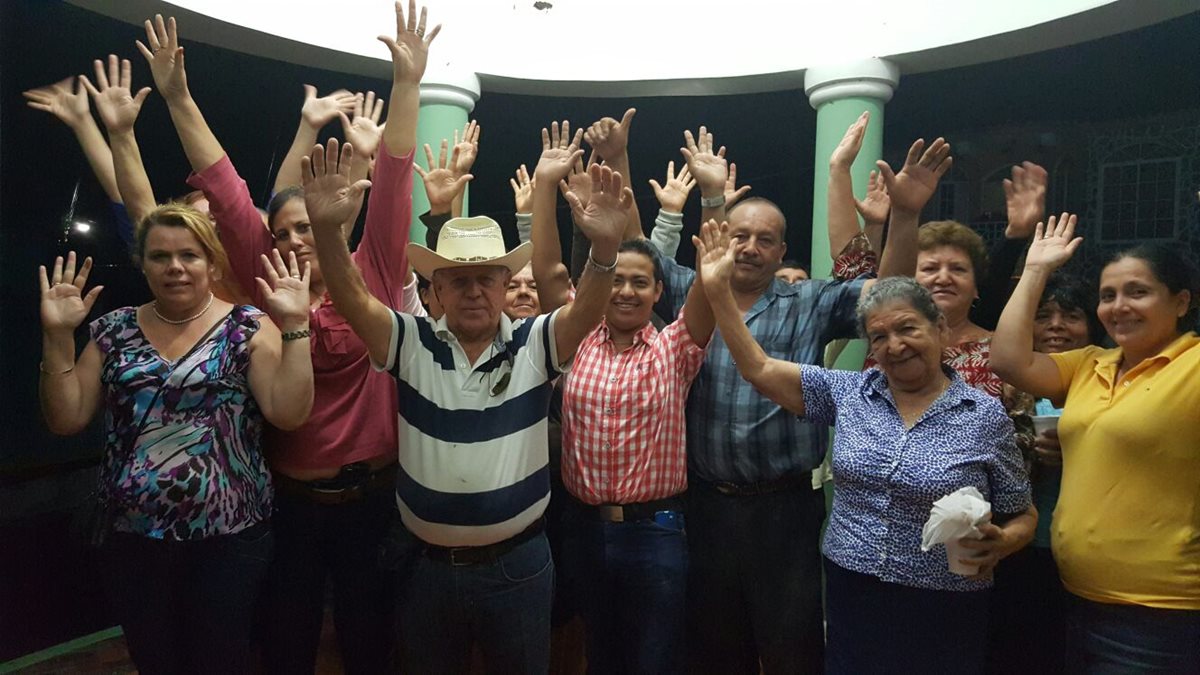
[
  {"xmin": 414, "ymin": 73, "xmax": 480, "ymax": 245},
  {"xmin": 804, "ymin": 59, "xmax": 900, "ymax": 370}
]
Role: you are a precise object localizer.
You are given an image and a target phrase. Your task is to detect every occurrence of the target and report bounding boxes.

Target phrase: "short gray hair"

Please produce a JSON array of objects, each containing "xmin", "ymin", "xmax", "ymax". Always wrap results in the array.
[{"xmin": 856, "ymin": 276, "xmax": 942, "ymax": 337}]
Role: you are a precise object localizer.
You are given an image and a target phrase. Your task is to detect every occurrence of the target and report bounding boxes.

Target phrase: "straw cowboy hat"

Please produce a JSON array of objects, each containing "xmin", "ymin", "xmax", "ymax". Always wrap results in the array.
[{"xmin": 407, "ymin": 216, "xmax": 532, "ymax": 281}]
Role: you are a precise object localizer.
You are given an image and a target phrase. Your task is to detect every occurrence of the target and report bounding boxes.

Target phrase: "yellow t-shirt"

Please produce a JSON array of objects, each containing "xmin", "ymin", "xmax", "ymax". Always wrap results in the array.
[{"xmin": 1049, "ymin": 332, "xmax": 1200, "ymax": 609}]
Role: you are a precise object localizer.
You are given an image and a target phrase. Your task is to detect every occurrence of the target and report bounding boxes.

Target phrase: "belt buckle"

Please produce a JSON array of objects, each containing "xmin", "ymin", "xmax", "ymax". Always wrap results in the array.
[
  {"xmin": 597, "ymin": 505, "xmax": 624, "ymax": 522},
  {"xmin": 448, "ymin": 547, "xmax": 474, "ymax": 566}
]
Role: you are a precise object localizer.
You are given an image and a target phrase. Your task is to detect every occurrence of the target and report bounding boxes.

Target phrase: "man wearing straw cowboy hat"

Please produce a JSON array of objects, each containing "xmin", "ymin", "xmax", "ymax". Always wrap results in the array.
[{"xmin": 300, "ymin": 138, "xmax": 630, "ymax": 672}]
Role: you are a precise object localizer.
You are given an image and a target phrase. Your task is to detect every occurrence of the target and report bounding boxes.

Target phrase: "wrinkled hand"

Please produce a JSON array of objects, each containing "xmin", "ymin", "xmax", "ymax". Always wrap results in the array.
[
  {"xmin": 39, "ymin": 252, "xmax": 104, "ymax": 332},
  {"xmin": 648, "ymin": 160, "xmax": 695, "ymax": 213},
  {"xmin": 534, "ymin": 121, "xmax": 584, "ymax": 185},
  {"xmin": 135, "ymin": 14, "xmax": 188, "ymax": 102},
  {"xmin": 693, "ymin": 219, "xmax": 735, "ymax": 295},
  {"xmin": 377, "ymin": 0, "xmax": 440, "ymax": 85},
  {"xmin": 830, "ymin": 111, "xmax": 869, "ymax": 170},
  {"xmin": 256, "ymin": 250, "xmax": 311, "ymax": 329},
  {"xmin": 564, "ymin": 164, "xmax": 632, "ymax": 249},
  {"xmin": 300, "ymin": 85, "xmax": 356, "ymax": 129},
  {"xmin": 1034, "ymin": 428, "xmax": 1063, "ymax": 468},
  {"xmin": 725, "ymin": 162, "xmax": 751, "ymax": 209},
  {"xmin": 300, "ymin": 139, "xmax": 373, "ymax": 230},
  {"xmin": 339, "ymin": 91, "xmax": 386, "ymax": 159},
  {"xmin": 23, "ymin": 76, "xmax": 91, "ymax": 129},
  {"xmin": 854, "ymin": 170, "xmax": 890, "ymax": 224},
  {"xmin": 453, "ymin": 120, "xmax": 480, "ymax": 178},
  {"xmin": 79, "ymin": 55, "xmax": 152, "ymax": 135},
  {"xmin": 414, "ymin": 139, "xmax": 472, "ymax": 213},
  {"xmin": 509, "ymin": 164, "xmax": 534, "ymax": 213},
  {"xmin": 681, "ymin": 126, "xmax": 728, "ymax": 196},
  {"xmin": 584, "ymin": 108, "xmax": 636, "ymax": 161},
  {"xmin": 1025, "ymin": 212, "xmax": 1081, "ymax": 273},
  {"xmin": 876, "ymin": 137, "xmax": 953, "ymax": 215},
  {"xmin": 958, "ymin": 521, "xmax": 1015, "ymax": 580},
  {"xmin": 1004, "ymin": 161, "xmax": 1048, "ymax": 239}
]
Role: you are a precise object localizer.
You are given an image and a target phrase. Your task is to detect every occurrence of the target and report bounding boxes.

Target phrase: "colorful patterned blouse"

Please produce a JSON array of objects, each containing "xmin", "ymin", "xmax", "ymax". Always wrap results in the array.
[{"xmin": 90, "ymin": 305, "xmax": 272, "ymax": 541}]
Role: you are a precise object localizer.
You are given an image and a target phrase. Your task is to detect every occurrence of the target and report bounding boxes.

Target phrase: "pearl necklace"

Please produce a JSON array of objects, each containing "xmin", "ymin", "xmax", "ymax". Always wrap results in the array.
[{"xmin": 154, "ymin": 292, "xmax": 214, "ymax": 325}]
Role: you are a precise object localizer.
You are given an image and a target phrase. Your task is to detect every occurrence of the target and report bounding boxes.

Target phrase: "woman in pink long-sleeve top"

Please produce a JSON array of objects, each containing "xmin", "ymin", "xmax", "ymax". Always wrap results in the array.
[{"xmin": 139, "ymin": 6, "xmax": 437, "ymax": 671}]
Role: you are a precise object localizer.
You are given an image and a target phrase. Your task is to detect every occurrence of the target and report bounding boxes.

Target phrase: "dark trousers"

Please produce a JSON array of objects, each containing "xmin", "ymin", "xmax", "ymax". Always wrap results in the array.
[
  {"xmin": 988, "ymin": 545, "xmax": 1066, "ymax": 674},
  {"xmin": 685, "ymin": 482, "xmax": 826, "ymax": 675},
  {"xmin": 823, "ymin": 557, "xmax": 990, "ymax": 674},
  {"xmin": 99, "ymin": 522, "xmax": 273, "ymax": 675},
  {"xmin": 394, "ymin": 524, "xmax": 554, "ymax": 674},
  {"xmin": 562, "ymin": 508, "xmax": 688, "ymax": 675},
  {"xmin": 1065, "ymin": 594, "xmax": 1200, "ymax": 674},
  {"xmin": 260, "ymin": 487, "xmax": 396, "ymax": 674}
]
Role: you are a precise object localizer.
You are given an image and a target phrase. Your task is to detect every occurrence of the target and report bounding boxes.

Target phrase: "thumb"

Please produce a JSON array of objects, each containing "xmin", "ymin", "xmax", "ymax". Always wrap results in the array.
[
  {"xmin": 350, "ymin": 179, "xmax": 373, "ymax": 197},
  {"xmin": 133, "ymin": 87, "xmax": 152, "ymax": 106},
  {"xmin": 303, "ymin": 83, "xmax": 316, "ymax": 99},
  {"xmin": 620, "ymin": 107, "xmax": 637, "ymax": 129},
  {"xmin": 338, "ymin": 111, "xmax": 352, "ymax": 134},
  {"xmin": 875, "ymin": 160, "xmax": 897, "ymax": 189},
  {"xmin": 563, "ymin": 190, "xmax": 584, "ymax": 214},
  {"xmin": 453, "ymin": 174, "xmax": 474, "ymax": 190},
  {"xmin": 82, "ymin": 286, "xmax": 104, "ymax": 313},
  {"xmin": 648, "ymin": 178, "xmax": 663, "ymax": 195},
  {"xmin": 255, "ymin": 277, "xmax": 272, "ymax": 298}
]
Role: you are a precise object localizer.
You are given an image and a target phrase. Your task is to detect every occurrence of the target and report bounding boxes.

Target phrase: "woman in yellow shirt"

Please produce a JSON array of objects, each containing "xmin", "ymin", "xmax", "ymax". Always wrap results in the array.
[{"xmin": 992, "ymin": 213, "xmax": 1200, "ymax": 672}]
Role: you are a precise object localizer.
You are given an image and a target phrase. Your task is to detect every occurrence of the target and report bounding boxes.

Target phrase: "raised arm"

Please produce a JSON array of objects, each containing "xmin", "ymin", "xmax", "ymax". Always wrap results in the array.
[
  {"xmin": 647, "ymin": 160, "xmax": 695, "ymax": 256},
  {"xmin": 38, "ymin": 252, "xmax": 105, "ymax": 435},
  {"xmin": 336, "ymin": 90, "xmax": 388, "ymax": 242},
  {"xmin": 991, "ymin": 213, "xmax": 1082, "ymax": 399},
  {"xmin": 585, "ymin": 109, "xmax": 641, "ymax": 240},
  {"xmin": 377, "ymin": 0, "xmax": 440, "ymax": 159},
  {"xmin": 248, "ymin": 250, "xmax": 314, "ymax": 430},
  {"xmin": 81, "ymin": 56, "xmax": 157, "ymax": 225},
  {"xmin": 828, "ymin": 111, "xmax": 869, "ymax": 259},
  {"xmin": 137, "ymin": 15, "xmax": 225, "ymax": 173},
  {"xmin": 274, "ymin": 85, "xmax": 357, "ymax": 193},
  {"xmin": 511, "ymin": 164, "xmax": 535, "ymax": 243},
  {"xmin": 680, "ymin": 219, "xmax": 719, "ymax": 348},
  {"xmin": 681, "ymin": 126, "xmax": 729, "ymax": 226},
  {"xmin": 873, "ymin": 137, "xmax": 953, "ymax": 281},
  {"xmin": 303, "ymin": 140, "xmax": 395, "ymax": 365},
  {"xmin": 554, "ymin": 164, "xmax": 630, "ymax": 362},
  {"xmin": 694, "ymin": 220, "xmax": 805, "ymax": 415},
  {"xmin": 23, "ymin": 76, "xmax": 121, "ymax": 204},
  {"xmin": 531, "ymin": 121, "xmax": 584, "ymax": 313}
]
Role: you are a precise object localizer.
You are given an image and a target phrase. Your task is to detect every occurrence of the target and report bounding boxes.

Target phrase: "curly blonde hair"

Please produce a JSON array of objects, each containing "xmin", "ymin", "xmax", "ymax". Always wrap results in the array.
[{"xmin": 135, "ymin": 202, "xmax": 230, "ymax": 274}]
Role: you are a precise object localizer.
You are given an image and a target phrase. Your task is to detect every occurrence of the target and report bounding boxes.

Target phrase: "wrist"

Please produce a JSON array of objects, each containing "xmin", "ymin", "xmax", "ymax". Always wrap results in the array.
[
  {"xmin": 588, "ymin": 243, "xmax": 618, "ymax": 267},
  {"xmin": 279, "ymin": 320, "xmax": 311, "ymax": 334},
  {"xmin": 700, "ymin": 193, "xmax": 726, "ymax": 209},
  {"xmin": 429, "ymin": 202, "xmax": 451, "ymax": 216}
]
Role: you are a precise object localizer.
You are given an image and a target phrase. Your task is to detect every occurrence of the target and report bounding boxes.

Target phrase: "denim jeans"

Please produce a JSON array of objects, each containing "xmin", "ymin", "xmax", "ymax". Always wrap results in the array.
[
  {"xmin": 562, "ymin": 507, "xmax": 688, "ymax": 674},
  {"xmin": 99, "ymin": 522, "xmax": 273, "ymax": 675},
  {"xmin": 685, "ymin": 482, "xmax": 826, "ymax": 675},
  {"xmin": 260, "ymin": 486, "xmax": 396, "ymax": 675},
  {"xmin": 1065, "ymin": 594, "xmax": 1200, "ymax": 674},
  {"xmin": 393, "ymin": 523, "xmax": 554, "ymax": 674}
]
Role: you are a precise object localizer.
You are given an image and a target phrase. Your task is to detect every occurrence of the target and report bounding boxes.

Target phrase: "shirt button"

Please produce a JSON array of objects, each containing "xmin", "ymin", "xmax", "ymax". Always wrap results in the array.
[
  {"xmin": 1123, "ymin": 381, "xmax": 1130, "ymax": 387},
  {"xmin": 609, "ymin": 376, "xmax": 618, "ymax": 382},
  {"xmin": 605, "ymin": 407, "xmax": 615, "ymax": 414},
  {"xmin": 603, "ymin": 442, "xmax": 611, "ymax": 449}
]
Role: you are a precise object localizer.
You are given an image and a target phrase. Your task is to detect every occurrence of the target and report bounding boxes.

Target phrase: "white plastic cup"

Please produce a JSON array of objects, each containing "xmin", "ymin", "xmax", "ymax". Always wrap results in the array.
[
  {"xmin": 1030, "ymin": 415, "xmax": 1059, "ymax": 435},
  {"xmin": 945, "ymin": 537, "xmax": 982, "ymax": 575}
]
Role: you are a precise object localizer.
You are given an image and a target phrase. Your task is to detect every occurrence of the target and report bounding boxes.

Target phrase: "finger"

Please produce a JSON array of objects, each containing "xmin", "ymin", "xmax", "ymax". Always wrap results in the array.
[
  {"xmin": 584, "ymin": 147, "xmax": 597, "ymax": 170},
  {"xmin": 510, "ymin": 178, "xmax": 520, "ymax": 194},
  {"xmin": 424, "ymin": 23, "xmax": 441, "ymax": 44},
  {"xmin": 904, "ymin": 138, "xmax": 925, "ymax": 167},
  {"xmin": 120, "ymin": 57, "xmax": 133, "ymax": 89},
  {"xmin": 619, "ymin": 186, "xmax": 634, "ymax": 211},
  {"xmin": 260, "ymin": 254, "xmax": 282, "ymax": 285},
  {"xmin": 93, "ymin": 59, "xmax": 109, "ymax": 90},
  {"xmin": 438, "ymin": 138, "xmax": 449, "ymax": 169},
  {"xmin": 254, "ymin": 277, "xmax": 272, "ymax": 298},
  {"xmin": 107, "ymin": 54, "xmax": 120, "ymax": 89},
  {"xmin": 933, "ymin": 155, "xmax": 953, "ymax": 179},
  {"xmin": 74, "ymin": 257, "xmax": 94, "ymax": 289},
  {"xmin": 39, "ymin": 265, "xmax": 50, "ymax": 293},
  {"xmin": 541, "ymin": 127, "xmax": 550, "ymax": 151},
  {"xmin": 680, "ymin": 147, "xmax": 695, "ymax": 164},
  {"xmin": 732, "ymin": 185, "xmax": 751, "ymax": 201},
  {"xmin": 683, "ymin": 129, "xmax": 698, "ymax": 153},
  {"xmin": 78, "ymin": 75, "xmax": 100, "ymax": 98},
  {"xmin": 550, "ymin": 121, "xmax": 560, "ymax": 148},
  {"xmin": 165, "ymin": 16, "xmax": 178, "ymax": 50},
  {"xmin": 311, "ymin": 141, "xmax": 328, "ymax": 177},
  {"xmin": 423, "ymin": 143, "xmax": 436, "ymax": 170},
  {"xmin": 452, "ymin": 174, "xmax": 473, "ymax": 191},
  {"xmin": 570, "ymin": 128, "xmax": 584, "ymax": 152},
  {"xmin": 337, "ymin": 140, "xmax": 355, "ymax": 177},
  {"xmin": 875, "ymin": 160, "xmax": 897, "ymax": 189},
  {"xmin": 404, "ymin": 0, "xmax": 416, "ymax": 33},
  {"xmin": 63, "ymin": 251, "xmax": 78, "ymax": 284},
  {"xmin": 288, "ymin": 250, "xmax": 301, "ymax": 278},
  {"xmin": 413, "ymin": 163, "xmax": 427, "ymax": 178},
  {"xmin": 144, "ymin": 18, "xmax": 161, "ymax": 52},
  {"xmin": 666, "ymin": 160, "xmax": 675, "ymax": 181},
  {"xmin": 302, "ymin": 83, "xmax": 317, "ymax": 100},
  {"xmin": 417, "ymin": 3, "xmax": 428, "ymax": 36},
  {"xmin": 51, "ymin": 256, "xmax": 64, "ymax": 286},
  {"xmin": 559, "ymin": 179, "xmax": 570, "ymax": 198},
  {"xmin": 135, "ymin": 40, "xmax": 154, "ymax": 64},
  {"xmin": 299, "ymin": 155, "xmax": 313, "ymax": 185},
  {"xmin": 648, "ymin": 179, "xmax": 662, "ymax": 195},
  {"xmin": 371, "ymin": 96, "xmax": 384, "ymax": 122},
  {"xmin": 619, "ymin": 107, "xmax": 636, "ymax": 130},
  {"xmin": 300, "ymin": 260, "xmax": 312, "ymax": 283},
  {"xmin": 353, "ymin": 91, "xmax": 365, "ymax": 119}
]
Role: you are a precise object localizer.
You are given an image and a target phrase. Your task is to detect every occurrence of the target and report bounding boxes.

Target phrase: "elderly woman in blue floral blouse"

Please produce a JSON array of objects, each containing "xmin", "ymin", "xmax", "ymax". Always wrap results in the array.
[{"xmin": 694, "ymin": 221, "xmax": 1036, "ymax": 674}]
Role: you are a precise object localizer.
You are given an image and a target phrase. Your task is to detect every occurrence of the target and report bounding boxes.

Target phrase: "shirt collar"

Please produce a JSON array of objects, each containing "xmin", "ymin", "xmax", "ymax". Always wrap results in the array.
[
  {"xmin": 863, "ymin": 364, "xmax": 973, "ymax": 407},
  {"xmin": 744, "ymin": 277, "xmax": 801, "ymax": 323},
  {"xmin": 597, "ymin": 319, "xmax": 658, "ymax": 348},
  {"xmin": 1094, "ymin": 330, "xmax": 1198, "ymax": 374},
  {"xmin": 433, "ymin": 312, "xmax": 514, "ymax": 346}
]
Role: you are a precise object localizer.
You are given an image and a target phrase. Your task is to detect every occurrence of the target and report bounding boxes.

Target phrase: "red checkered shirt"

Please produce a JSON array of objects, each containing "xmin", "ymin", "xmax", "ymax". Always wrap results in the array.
[{"xmin": 561, "ymin": 316, "xmax": 707, "ymax": 505}]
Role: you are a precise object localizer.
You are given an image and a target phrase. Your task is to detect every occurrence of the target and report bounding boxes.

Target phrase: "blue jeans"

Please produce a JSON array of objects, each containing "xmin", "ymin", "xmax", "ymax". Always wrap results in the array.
[
  {"xmin": 685, "ymin": 482, "xmax": 826, "ymax": 675},
  {"xmin": 1065, "ymin": 594, "xmax": 1200, "ymax": 674},
  {"xmin": 100, "ymin": 522, "xmax": 273, "ymax": 675},
  {"xmin": 260, "ymin": 486, "xmax": 396, "ymax": 675},
  {"xmin": 394, "ymin": 524, "xmax": 554, "ymax": 674},
  {"xmin": 562, "ymin": 507, "xmax": 688, "ymax": 674}
]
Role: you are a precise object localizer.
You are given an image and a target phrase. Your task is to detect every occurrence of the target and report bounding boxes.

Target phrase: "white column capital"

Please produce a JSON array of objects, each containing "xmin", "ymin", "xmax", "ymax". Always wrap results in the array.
[
  {"xmin": 419, "ymin": 66, "xmax": 481, "ymax": 112},
  {"xmin": 803, "ymin": 58, "xmax": 900, "ymax": 109}
]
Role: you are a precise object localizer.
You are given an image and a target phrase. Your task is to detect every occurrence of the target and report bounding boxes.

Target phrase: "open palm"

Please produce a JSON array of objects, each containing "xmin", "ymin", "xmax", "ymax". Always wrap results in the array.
[
  {"xmin": 40, "ymin": 252, "xmax": 103, "ymax": 331},
  {"xmin": 301, "ymin": 139, "xmax": 372, "ymax": 230},
  {"xmin": 377, "ymin": 0, "xmax": 440, "ymax": 85},
  {"xmin": 565, "ymin": 165, "xmax": 631, "ymax": 247},
  {"xmin": 81, "ymin": 55, "xmax": 151, "ymax": 135},
  {"xmin": 880, "ymin": 137, "xmax": 952, "ymax": 214},
  {"xmin": 23, "ymin": 77, "xmax": 90, "ymax": 128},
  {"xmin": 695, "ymin": 219, "xmax": 735, "ymax": 293},
  {"xmin": 1025, "ymin": 213, "xmax": 1081, "ymax": 272}
]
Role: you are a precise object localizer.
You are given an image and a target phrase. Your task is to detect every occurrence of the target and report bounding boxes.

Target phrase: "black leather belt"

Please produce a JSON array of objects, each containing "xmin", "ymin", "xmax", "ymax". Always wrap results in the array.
[
  {"xmin": 578, "ymin": 496, "xmax": 684, "ymax": 523},
  {"xmin": 273, "ymin": 463, "xmax": 396, "ymax": 505},
  {"xmin": 705, "ymin": 471, "xmax": 812, "ymax": 497},
  {"xmin": 422, "ymin": 518, "xmax": 545, "ymax": 566}
]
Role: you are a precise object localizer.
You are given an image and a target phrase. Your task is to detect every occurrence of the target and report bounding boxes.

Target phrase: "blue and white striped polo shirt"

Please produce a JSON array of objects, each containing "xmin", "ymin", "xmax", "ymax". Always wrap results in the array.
[{"xmin": 378, "ymin": 309, "xmax": 567, "ymax": 547}]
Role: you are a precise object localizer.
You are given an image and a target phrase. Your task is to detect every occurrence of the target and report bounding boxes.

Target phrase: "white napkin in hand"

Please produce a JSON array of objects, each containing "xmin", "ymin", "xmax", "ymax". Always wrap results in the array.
[{"xmin": 920, "ymin": 486, "xmax": 992, "ymax": 552}]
